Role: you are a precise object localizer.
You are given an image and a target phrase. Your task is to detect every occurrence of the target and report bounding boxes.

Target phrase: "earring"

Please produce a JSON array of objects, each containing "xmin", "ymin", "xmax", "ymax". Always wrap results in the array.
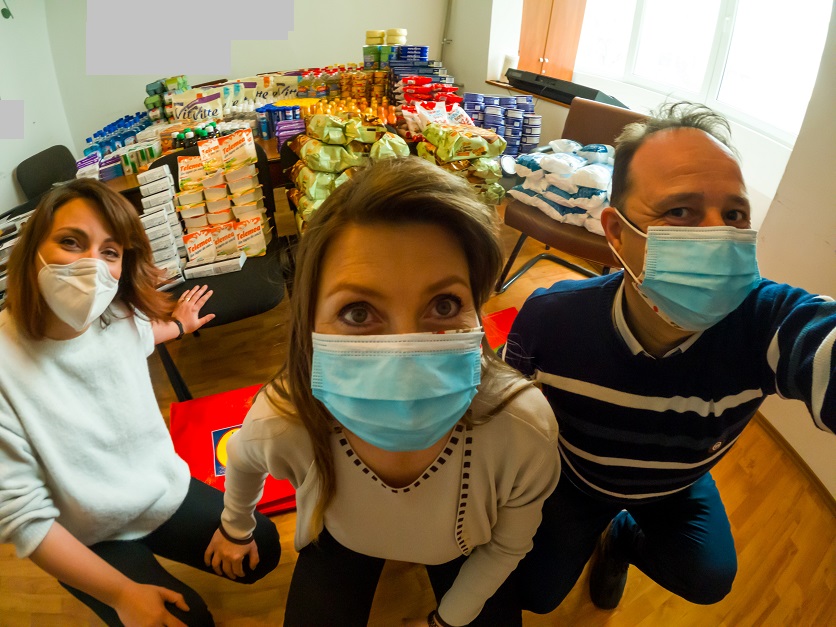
[{"xmin": 1, "ymin": 0, "xmax": 12, "ymax": 19}]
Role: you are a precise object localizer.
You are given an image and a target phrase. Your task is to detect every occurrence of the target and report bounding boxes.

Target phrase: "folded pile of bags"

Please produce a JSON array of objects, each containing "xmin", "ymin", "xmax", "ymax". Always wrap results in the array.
[{"xmin": 507, "ymin": 139, "xmax": 614, "ymax": 235}]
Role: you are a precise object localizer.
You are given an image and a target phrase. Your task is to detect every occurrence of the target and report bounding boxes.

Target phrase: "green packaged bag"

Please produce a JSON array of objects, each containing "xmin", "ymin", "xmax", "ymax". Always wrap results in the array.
[
  {"xmin": 370, "ymin": 133, "xmax": 410, "ymax": 162},
  {"xmin": 424, "ymin": 123, "xmax": 507, "ymax": 162}
]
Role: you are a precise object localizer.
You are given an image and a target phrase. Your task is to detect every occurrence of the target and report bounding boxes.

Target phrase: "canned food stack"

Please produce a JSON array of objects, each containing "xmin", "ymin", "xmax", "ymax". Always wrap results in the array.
[
  {"xmin": 462, "ymin": 92, "xmax": 484, "ymax": 126},
  {"xmin": 520, "ymin": 114, "xmax": 543, "ymax": 154}
]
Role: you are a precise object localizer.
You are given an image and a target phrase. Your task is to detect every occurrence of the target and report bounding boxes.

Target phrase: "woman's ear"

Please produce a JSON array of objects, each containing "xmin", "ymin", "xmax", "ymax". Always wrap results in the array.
[{"xmin": 600, "ymin": 206, "xmax": 623, "ymax": 253}]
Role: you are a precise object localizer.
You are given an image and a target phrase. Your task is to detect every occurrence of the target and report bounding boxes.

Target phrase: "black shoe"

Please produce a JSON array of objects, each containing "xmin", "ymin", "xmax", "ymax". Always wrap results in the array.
[{"xmin": 589, "ymin": 521, "xmax": 630, "ymax": 609}]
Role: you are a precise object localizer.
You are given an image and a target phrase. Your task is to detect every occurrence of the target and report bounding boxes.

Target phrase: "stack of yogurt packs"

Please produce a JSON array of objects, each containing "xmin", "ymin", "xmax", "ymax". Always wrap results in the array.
[{"xmin": 507, "ymin": 140, "xmax": 614, "ymax": 235}]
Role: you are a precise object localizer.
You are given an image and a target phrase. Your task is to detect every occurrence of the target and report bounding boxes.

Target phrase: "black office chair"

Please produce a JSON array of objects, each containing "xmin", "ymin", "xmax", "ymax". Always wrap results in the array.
[
  {"xmin": 15, "ymin": 145, "xmax": 78, "ymax": 201},
  {"xmin": 148, "ymin": 143, "xmax": 288, "ymax": 401}
]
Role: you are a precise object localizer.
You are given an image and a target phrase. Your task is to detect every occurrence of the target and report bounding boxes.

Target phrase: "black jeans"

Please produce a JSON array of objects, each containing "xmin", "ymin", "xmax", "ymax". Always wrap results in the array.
[
  {"xmin": 283, "ymin": 527, "xmax": 522, "ymax": 626},
  {"xmin": 61, "ymin": 477, "xmax": 281, "ymax": 626}
]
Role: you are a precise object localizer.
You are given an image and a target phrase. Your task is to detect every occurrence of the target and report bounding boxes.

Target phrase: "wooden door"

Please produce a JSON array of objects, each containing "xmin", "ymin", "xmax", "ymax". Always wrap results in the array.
[
  {"xmin": 542, "ymin": 0, "xmax": 587, "ymax": 80},
  {"xmin": 518, "ymin": 0, "xmax": 553, "ymax": 74}
]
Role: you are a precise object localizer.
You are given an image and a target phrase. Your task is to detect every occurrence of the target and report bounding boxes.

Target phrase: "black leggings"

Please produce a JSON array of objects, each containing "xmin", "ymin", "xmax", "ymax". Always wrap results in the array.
[
  {"xmin": 284, "ymin": 528, "xmax": 521, "ymax": 627},
  {"xmin": 61, "ymin": 478, "xmax": 281, "ymax": 626}
]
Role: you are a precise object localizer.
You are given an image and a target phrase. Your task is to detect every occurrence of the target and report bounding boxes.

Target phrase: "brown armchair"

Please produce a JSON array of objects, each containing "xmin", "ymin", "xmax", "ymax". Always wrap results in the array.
[{"xmin": 496, "ymin": 98, "xmax": 647, "ymax": 292}]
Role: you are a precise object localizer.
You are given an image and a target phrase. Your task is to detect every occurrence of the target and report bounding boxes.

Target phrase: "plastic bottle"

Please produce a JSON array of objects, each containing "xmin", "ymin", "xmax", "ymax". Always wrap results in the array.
[
  {"xmin": 83, "ymin": 137, "xmax": 100, "ymax": 157},
  {"xmin": 297, "ymin": 71, "xmax": 312, "ymax": 99},
  {"xmin": 312, "ymin": 71, "xmax": 328, "ymax": 100},
  {"xmin": 184, "ymin": 130, "xmax": 195, "ymax": 148},
  {"xmin": 256, "ymin": 106, "xmax": 271, "ymax": 140}
]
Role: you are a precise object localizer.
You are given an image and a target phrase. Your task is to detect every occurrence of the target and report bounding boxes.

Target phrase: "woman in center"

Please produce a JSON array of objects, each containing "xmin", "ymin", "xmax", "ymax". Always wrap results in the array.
[{"xmin": 205, "ymin": 157, "xmax": 560, "ymax": 626}]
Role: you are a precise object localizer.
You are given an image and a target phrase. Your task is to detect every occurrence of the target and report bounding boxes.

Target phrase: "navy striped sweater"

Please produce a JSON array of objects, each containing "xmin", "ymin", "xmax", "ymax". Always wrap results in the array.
[{"xmin": 503, "ymin": 273, "xmax": 835, "ymax": 503}]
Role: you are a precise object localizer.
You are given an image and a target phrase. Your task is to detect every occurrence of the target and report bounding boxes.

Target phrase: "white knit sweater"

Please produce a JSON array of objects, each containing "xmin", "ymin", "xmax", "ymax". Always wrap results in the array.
[{"xmin": 0, "ymin": 306, "xmax": 190, "ymax": 558}]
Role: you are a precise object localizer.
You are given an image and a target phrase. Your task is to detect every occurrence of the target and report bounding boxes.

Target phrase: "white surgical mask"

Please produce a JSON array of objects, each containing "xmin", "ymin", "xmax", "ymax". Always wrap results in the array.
[{"xmin": 37, "ymin": 253, "xmax": 119, "ymax": 332}]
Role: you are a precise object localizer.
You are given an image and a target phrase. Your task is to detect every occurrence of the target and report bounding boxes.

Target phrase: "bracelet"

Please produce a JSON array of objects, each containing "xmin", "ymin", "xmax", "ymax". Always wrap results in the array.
[
  {"xmin": 427, "ymin": 610, "xmax": 452, "ymax": 627},
  {"xmin": 218, "ymin": 522, "xmax": 253, "ymax": 545},
  {"xmin": 172, "ymin": 318, "xmax": 185, "ymax": 340}
]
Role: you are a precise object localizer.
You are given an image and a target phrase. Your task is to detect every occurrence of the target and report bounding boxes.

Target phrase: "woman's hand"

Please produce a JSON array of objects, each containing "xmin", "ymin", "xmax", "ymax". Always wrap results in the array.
[
  {"xmin": 204, "ymin": 528, "xmax": 260, "ymax": 580},
  {"xmin": 172, "ymin": 285, "xmax": 215, "ymax": 333},
  {"xmin": 112, "ymin": 581, "xmax": 189, "ymax": 627}
]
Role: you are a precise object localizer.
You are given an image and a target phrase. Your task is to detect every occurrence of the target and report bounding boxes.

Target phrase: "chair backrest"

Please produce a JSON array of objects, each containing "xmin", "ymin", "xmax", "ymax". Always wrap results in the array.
[
  {"xmin": 561, "ymin": 98, "xmax": 648, "ymax": 146},
  {"xmin": 15, "ymin": 145, "xmax": 78, "ymax": 201},
  {"xmin": 149, "ymin": 141, "xmax": 276, "ymax": 218}
]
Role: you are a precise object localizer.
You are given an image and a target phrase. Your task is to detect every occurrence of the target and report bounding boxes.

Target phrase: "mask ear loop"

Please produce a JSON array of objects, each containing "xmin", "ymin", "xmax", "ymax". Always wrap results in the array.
[{"xmin": 606, "ymin": 207, "xmax": 646, "ymax": 285}]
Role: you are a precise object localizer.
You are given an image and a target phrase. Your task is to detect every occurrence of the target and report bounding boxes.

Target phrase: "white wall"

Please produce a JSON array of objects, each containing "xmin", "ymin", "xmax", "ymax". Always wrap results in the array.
[
  {"xmin": 44, "ymin": 0, "xmax": 447, "ymax": 156},
  {"xmin": 756, "ymin": 12, "xmax": 836, "ymax": 498},
  {"xmin": 0, "ymin": 0, "xmax": 74, "ymax": 211}
]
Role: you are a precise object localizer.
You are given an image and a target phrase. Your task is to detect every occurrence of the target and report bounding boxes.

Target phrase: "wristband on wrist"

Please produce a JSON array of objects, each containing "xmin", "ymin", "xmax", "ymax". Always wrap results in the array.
[
  {"xmin": 172, "ymin": 318, "xmax": 185, "ymax": 340},
  {"xmin": 218, "ymin": 522, "xmax": 254, "ymax": 545},
  {"xmin": 427, "ymin": 610, "xmax": 452, "ymax": 627}
]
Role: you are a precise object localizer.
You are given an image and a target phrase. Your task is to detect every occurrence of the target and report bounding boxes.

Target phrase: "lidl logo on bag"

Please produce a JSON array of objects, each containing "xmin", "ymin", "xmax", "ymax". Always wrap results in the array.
[{"xmin": 211, "ymin": 425, "xmax": 243, "ymax": 477}]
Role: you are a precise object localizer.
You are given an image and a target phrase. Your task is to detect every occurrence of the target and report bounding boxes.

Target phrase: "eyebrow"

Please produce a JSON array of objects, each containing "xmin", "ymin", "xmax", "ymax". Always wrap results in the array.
[
  {"xmin": 659, "ymin": 192, "xmax": 750, "ymax": 208},
  {"xmin": 54, "ymin": 227, "xmax": 119, "ymax": 244},
  {"xmin": 325, "ymin": 274, "xmax": 470, "ymax": 299}
]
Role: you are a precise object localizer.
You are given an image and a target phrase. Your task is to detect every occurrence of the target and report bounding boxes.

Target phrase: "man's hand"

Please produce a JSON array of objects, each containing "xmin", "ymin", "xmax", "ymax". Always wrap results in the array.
[
  {"xmin": 204, "ymin": 528, "xmax": 260, "ymax": 580},
  {"xmin": 113, "ymin": 581, "xmax": 189, "ymax": 627}
]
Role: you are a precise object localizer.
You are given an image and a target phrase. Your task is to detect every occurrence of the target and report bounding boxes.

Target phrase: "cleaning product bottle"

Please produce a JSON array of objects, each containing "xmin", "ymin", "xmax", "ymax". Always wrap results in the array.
[{"xmin": 83, "ymin": 137, "xmax": 100, "ymax": 157}]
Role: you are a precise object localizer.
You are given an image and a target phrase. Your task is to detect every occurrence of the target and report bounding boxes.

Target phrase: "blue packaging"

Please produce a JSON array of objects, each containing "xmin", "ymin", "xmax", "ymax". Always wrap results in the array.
[
  {"xmin": 499, "ymin": 97, "xmax": 517, "ymax": 107},
  {"xmin": 482, "ymin": 95, "xmax": 501, "ymax": 106}
]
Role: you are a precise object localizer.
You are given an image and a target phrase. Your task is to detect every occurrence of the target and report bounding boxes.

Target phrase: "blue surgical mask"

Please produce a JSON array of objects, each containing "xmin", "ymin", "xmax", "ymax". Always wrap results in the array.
[
  {"xmin": 608, "ymin": 208, "xmax": 760, "ymax": 332},
  {"xmin": 311, "ymin": 329, "xmax": 483, "ymax": 452}
]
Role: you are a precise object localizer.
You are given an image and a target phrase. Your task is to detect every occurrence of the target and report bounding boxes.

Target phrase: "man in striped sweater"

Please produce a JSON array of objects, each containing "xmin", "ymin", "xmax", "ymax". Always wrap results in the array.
[{"xmin": 503, "ymin": 102, "xmax": 835, "ymax": 612}]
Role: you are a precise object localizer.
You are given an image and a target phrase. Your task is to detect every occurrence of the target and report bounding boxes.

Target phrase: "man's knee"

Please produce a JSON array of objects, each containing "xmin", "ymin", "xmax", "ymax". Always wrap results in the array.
[{"xmin": 675, "ymin": 554, "xmax": 737, "ymax": 604}]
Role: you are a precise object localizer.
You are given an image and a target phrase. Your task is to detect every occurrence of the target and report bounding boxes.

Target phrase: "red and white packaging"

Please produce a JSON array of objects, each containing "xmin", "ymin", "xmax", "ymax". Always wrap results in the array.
[{"xmin": 183, "ymin": 229, "xmax": 217, "ymax": 262}]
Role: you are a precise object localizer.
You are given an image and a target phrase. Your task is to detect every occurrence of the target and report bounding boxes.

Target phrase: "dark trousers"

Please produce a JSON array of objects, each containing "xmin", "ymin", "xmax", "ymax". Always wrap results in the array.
[
  {"xmin": 62, "ymin": 478, "xmax": 281, "ymax": 626},
  {"xmin": 283, "ymin": 527, "xmax": 522, "ymax": 626},
  {"xmin": 515, "ymin": 472, "xmax": 738, "ymax": 613}
]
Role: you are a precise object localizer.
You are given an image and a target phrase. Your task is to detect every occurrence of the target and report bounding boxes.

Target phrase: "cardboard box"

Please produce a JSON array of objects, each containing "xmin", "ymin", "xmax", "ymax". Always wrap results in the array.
[{"xmin": 184, "ymin": 251, "xmax": 246, "ymax": 279}]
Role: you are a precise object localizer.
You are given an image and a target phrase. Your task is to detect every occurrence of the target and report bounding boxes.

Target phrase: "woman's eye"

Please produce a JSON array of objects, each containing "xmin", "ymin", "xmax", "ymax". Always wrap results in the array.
[
  {"xmin": 103, "ymin": 249, "xmax": 121, "ymax": 260},
  {"xmin": 338, "ymin": 304, "xmax": 372, "ymax": 326},
  {"xmin": 431, "ymin": 295, "xmax": 462, "ymax": 318},
  {"xmin": 60, "ymin": 237, "xmax": 79, "ymax": 249}
]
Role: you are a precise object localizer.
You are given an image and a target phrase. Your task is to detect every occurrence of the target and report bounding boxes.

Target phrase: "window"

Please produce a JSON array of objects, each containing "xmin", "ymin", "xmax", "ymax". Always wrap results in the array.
[{"xmin": 573, "ymin": 0, "xmax": 832, "ymax": 143}]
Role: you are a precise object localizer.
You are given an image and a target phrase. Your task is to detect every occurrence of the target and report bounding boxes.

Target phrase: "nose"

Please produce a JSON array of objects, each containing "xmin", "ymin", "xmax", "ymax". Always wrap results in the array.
[{"xmin": 700, "ymin": 209, "xmax": 727, "ymax": 227}]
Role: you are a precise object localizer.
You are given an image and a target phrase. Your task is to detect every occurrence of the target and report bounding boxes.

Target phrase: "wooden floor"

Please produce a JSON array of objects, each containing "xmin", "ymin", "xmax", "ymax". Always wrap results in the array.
[{"xmin": 2, "ymin": 196, "xmax": 834, "ymax": 626}]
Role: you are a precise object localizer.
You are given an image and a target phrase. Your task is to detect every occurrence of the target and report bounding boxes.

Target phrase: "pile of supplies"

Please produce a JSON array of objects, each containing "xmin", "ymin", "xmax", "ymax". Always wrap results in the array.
[
  {"xmin": 136, "ymin": 166, "xmax": 184, "ymax": 288},
  {"xmin": 507, "ymin": 139, "xmax": 615, "ymax": 236},
  {"xmin": 462, "ymin": 92, "xmax": 540, "ymax": 157},
  {"xmin": 286, "ymin": 112, "xmax": 410, "ymax": 233}
]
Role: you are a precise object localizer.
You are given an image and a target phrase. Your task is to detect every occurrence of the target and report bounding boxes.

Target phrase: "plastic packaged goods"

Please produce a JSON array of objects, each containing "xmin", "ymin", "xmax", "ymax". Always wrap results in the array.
[
  {"xmin": 177, "ymin": 156, "xmax": 207, "ymax": 190},
  {"xmin": 423, "ymin": 123, "xmax": 507, "ymax": 162},
  {"xmin": 290, "ymin": 161, "xmax": 336, "ymax": 200},
  {"xmin": 369, "ymin": 132, "xmax": 410, "ymax": 161},
  {"xmin": 176, "ymin": 189, "xmax": 204, "ymax": 206},
  {"xmin": 219, "ymin": 128, "xmax": 258, "ymax": 171},
  {"xmin": 288, "ymin": 134, "xmax": 364, "ymax": 173}
]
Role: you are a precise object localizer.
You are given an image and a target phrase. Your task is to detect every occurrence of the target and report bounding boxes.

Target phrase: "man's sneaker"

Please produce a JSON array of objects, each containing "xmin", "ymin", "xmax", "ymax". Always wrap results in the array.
[{"xmin": 589, "ymin": 520, "xmax": 630, "ymax": 609}]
